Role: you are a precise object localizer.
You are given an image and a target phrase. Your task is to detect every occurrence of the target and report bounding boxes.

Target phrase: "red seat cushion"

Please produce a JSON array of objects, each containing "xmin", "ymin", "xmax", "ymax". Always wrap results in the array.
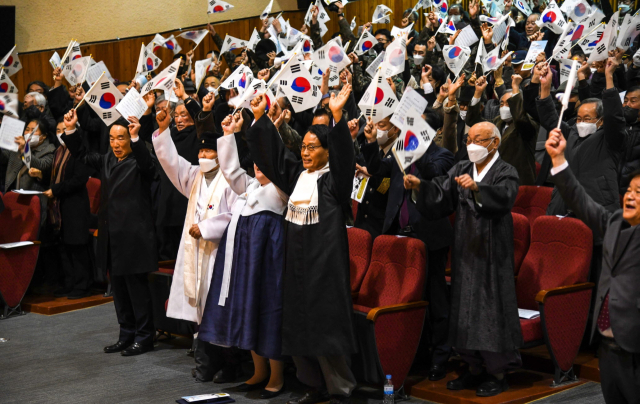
[
  {"xmin": 512, "ymin": 186, "xmax": 552, "ymax": 226},
  {"xmin": 520, "ymin": 317, "xmax": 543, "ymax": 342},
  {"xmin": 512, "ymin": 212, "xmax": 531, "ymax": 275},
  {"xmin": 348, "ymin": 227, "xmax": 372, "ymax": 293},
  {"xmin": 86, "ymin": 178, "xmax": 101, "ymax": 215}
]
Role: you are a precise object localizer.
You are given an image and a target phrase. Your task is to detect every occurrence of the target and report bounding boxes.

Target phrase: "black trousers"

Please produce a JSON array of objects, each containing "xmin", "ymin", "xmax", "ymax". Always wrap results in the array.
[
  {"xmin": 157, "ymin": 225, "xmax": 182, "ymax": 261},
  {"xmin": 59, "ymin": 243, "xmax": 92, "ymax": 292},
  {"xmin": 599, "ymin": 339, "xmax": 640, "ymax": 404},
  {"xmin": 425, "ymin": 246, "xmax": 452, "ymax": 365},
  {"xmin": 111, "ymin": 273, "xmax": 155, "ymax": 346}
]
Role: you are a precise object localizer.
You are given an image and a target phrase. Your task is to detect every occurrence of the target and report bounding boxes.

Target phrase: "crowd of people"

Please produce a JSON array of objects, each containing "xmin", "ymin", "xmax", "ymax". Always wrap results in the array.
[{"xmin": 1, "ymin": 0, "xmax": 640, "ymax": 402}]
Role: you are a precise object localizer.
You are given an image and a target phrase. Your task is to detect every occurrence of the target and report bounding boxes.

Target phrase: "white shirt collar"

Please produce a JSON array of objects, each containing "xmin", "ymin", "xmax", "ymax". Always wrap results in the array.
[{"xmin": 473, "ymin": 151, "xmax": 500, "ymax": 183}]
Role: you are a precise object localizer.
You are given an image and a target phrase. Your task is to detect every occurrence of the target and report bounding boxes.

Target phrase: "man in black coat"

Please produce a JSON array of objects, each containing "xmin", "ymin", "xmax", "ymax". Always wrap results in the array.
[
  {"xmin": 62, "ymin": 111, "xmax": 157, "ymax": 356},
  {"xmin": 360, "ymin": 114, "xmax": 455, "ymax": 381},
  {"xmin": 546, "ymin": 127, "xmax": 640, "ymax": 404}
]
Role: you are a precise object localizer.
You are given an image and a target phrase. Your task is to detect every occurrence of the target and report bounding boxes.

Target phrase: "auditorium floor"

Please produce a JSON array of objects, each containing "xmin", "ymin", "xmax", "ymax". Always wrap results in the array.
[{"xmin": 0, "ymin": 304, "xmax": 604, "ymax": 404}]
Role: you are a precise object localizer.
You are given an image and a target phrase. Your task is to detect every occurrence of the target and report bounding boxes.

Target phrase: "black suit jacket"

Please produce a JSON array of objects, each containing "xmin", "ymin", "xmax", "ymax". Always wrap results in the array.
[
  {"xmin": 552, "ymin": 166, "xmax": 640, "ymax": 353},
  {"xmin": 354, "ymin": 146, "xmax": 393, "ymax": 239},
  {"xmin": 362, "ymin": 140, "xmax": 455, "ymax": 250}
]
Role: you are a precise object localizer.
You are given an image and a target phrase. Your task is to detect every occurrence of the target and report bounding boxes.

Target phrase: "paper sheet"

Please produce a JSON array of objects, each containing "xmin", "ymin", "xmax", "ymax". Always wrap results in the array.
[
  {"xmin": 0, "ymin": 241, "xmax": 35, "ymax": 249},
  {"xmin": 522, "ymin": 40, "xmax": 547, "ymax": 70},
  {"xmin": 115, "ymin": 88, "xmax": 148, "ymax": 122},
  {"xmin": 12, "ymin": 189, "xmax": 43, "ymax": 195},
  {"xmin": 518, "ymin": 308, "xmax": 540, "ymax": 319},
  {"xmin": 454, "ymin": 25, "xmax": 480, "ymax": 48},
  {"xmin": 85, "ymin": 61, "xmax": 113, "ymax": 85},
  {"xmin": 365, "ymin": 51, "xmax": 385, "ymax": 77},
  {"xmin": 390, "ymin": 87, "xmax": 429, "ymax": 128},
  {"xmin": 49, "ymin": 52, "xmax": 61, "ymax": 69},
  {"xmin": 0, "ymin": 116, "xmax": 25, "ymax": 152},
  {"xmin": 351, "ymin": 175, "xmax": 369, "ymax": 202}
]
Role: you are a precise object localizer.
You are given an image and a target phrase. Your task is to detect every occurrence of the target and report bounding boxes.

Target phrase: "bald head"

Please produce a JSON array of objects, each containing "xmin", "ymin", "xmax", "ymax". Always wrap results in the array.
[{"xmin": 470, "ymin": 122, "xmax": 501, "ymax": 142}]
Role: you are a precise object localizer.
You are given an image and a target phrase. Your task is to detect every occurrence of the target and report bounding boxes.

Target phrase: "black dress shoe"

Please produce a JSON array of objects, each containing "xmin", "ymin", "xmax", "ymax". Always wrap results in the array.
[
  {"xmin": 213, "ymin": 365, "xmax": 243, "ymax": 383},
  {"xmin": 231, "ymin": 380, "xmax": 268, "ymax": 392},
  {"xmin": 121, "ymin": 342, "xmax": 154, "ymax": 356},
  {"xmin": 260, "ymin": 383, "xmax": 285, "ymax": 399},
  {"xmin": 53, "ymin": 287, "xmax": 72, "ymax": 298},
  {"xmin": 476, "ymin": 375, "xmax": 509, "ymax": 397},
  {"xmin": 428, "ymin": 363, "xmax": 447, "ymax": 381},
  {"xmin": 446, "ymin": 370, "xmax": 486, "ymax": 391},
  {"xmin": 329, "ymin": 395, "xmax": 350, "ymax": 404},
  {"xmin": 104, "ymin": 340, "xmax": 132, "ymax": 353},
  {"xmin": 286, "ymin": 390, "xmax": 330, "ymax": 404},
  {"xmin": 67, "ymin": 289, "xmax": 91, "ymax": 300}
]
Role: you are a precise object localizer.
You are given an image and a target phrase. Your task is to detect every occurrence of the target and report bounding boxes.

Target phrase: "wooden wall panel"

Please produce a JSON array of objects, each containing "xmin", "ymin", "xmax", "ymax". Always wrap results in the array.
[{"xmin": 12, "ymin": 1, "xmax": 432, "ymax": 95}]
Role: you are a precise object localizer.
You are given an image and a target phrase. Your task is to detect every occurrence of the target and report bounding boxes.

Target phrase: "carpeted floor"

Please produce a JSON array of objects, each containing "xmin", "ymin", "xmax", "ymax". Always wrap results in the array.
[
  {"xmin": 527, "ymin": 382, "xmax": 605, "ymax": 404},
  {"xmin": 0, "ymin": 303, "xmax": 432, "ymax": 404}
]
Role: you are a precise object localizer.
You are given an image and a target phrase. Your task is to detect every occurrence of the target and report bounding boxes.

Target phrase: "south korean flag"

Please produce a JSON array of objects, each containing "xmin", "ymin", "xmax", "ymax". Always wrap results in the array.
[
  {"xmin": 312, "ymin": 38, "xmax": 350, "ymax": 88},
  {"xmin": 380, "ymin": 35, "xmax": 407, "ymax": 77},
  {"xmin": 207, "ymin": 0, "xmax": 234, "ymax": 14},
  {"xmin": 0, "ymin": 93, "xmax": 19, "ymax": 117},
  {"xmin": 536, "ymin": 0, "xmax": 567, "ymax": 35},
  {"xmin": 220, "ymin": 34, "xmax": 248, "ymax": 54},
  {"xmin": 62, "ymin": 41, "xmax": 82, "ymax": 66},
  {"xmin": 394, "ymin": 107, "xmax": 435, "ymax": 170},
  {"xmin": 354, "ymin": 29, "xmax": 377, "ymax": 56},
  {"xmin": 84, "ymin": 73, "xmax": 124, "ymax": 126},
  {"xmin": 279, "ymin": 60, "xmax": 322, "ymax": 113},
  {"xmin": 0, "ymin": 69, "xmax": 18, "ymax": 94},
  {"xmin": 358, "ymin": 70, "xmax": 398, "ymax": 124},
  {"xmin": 587, "ymin": 11, "xmax": 619, "ymax": 63},
  {"xmin": 136, "ymin": 42, "xmax": 161, "ymax": 75},
  {"xmin": 140, "ymin": 58, "xmax": 182, "ymax": 96},
  {"xmin": 220, "ymin": 64, "xmax": 254, "ymax": 94},
  {"xmin": 442, "ymin": 45, "xmax": 471, "ymax": 77},
  {"xmin": 229, "ymin": 79, "xmax": 268, "ymax": 109},
  {"xmin": 372, "ymin": 4, "xmax": 393, "ymax": 24},
  {"xmin": 0, "ymin": 46, "xmax": 22, "ymax": 77},
  {"xmin": 62, "ymin": 56, "xmax": 91, "ymax": 87},
  {"xmin": 260, "ymin": 0, "xmax": 274, "ymax": 19}
]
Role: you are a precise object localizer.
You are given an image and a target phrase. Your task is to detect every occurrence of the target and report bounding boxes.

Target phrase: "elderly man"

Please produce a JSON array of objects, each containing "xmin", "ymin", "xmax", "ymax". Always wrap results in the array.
[
  {"xmin": 61, "ymin": 110, "xmax": 157, "ymax": 356},
  {"xmin": 546, "ymin": 127, "xmax": 640, "ymax": 404},
  {"xmin": 405, "ymin": 121, "xmax": 522, "ymax": 397}
]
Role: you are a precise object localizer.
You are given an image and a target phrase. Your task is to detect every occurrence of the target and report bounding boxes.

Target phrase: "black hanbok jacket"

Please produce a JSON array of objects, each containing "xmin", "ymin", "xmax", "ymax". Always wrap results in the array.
[
  {"xmin": 246, "ymin": 115, "xmax": 358, "ymax": 357},
  {"xmin": 61, "ymin": 130, "xmax": 158, "ymax": 276},
  {"xmin": 416, "ymin": 157, "xmax": 523, "ymax": 353}
]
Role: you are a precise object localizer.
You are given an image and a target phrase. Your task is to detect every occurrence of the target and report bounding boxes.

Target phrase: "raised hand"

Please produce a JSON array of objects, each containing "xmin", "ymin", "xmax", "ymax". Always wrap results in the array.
[
  {"xmin": 250, "ymin": 94, "xmax": 268, "ymax": 121},
  {"xmin": 348, "ymin": 118, "xmax": 359, "ymax": 140},
  {"xmin": 173, "ymin": 78, "xmax": 186, "ymax": 100},
  {"xmin": 474, "ymin": 75, "xmax": 487, "ymax": 97},
  {"xmin": 545, "ymin": 128, "xmax": 567, "ymax": 166},
  {"xmin": 577, "ymin": 60, "xmax": 591, "ymax": 81},
  {"xmin": 221, "ymin": 114, "xmax": 236, "ymax": 135},
  {"xmin": 481, "ymin": 23, "xmax": 494, "ymax": 45},
  {"xmin": 421, "ymin": 65, "xmax": 433, "ymax": 86},
  {"xmin": 454, "ymin": 173, "xmax": 478, "ymax": 191},
  {"xmin": 348, "ymin": 52, "xmax": 360, "ymax": 65},
  {"xmin": 202, "ymin": 92, "xmax": 215, "ymax": 112},
  {"xmin": 363, "ymin": 116, "xmax": 377, "ymax": 143},
  {"xmin": 511, "ymin": 74, "xmax": 523, "ymax": 93},
  {"xmin": 273, "ymin": 110, "xmax": 286, "ymax": 129},
  {"xmin": 53, "ymin": 67, "xmax": 63, "ymax": 87},
  {"xmin": 469, "ymin": 0, "xmax": 480, "ymax": 18},
  {"xmin": 128, "ymin": 116, "xmax": 141, "ymax": 139},
  {"xmin": 449, "ymin": 30, "xmax": 461, "ymax": 46},
  {"xmin": 427, "ymin": 36, "xmax": 436, "ymax": 51},
  {"xmin": 448, "ymin": 73, "xmax": 466, "ymax": 100},
  {"xmin": 207, "ymin": 23, "xmax": 217, "ymax": 37},
  {"xmin": 156, "ymin": 106, "xmax": 172, "ymax": 133},
  {"xmin": 64, "ymin": 110, "xmax": 78, "ymax": 130},
  {"xmin": 329, "ymin": 83, "xmax": 352, "ymax": 122},
  {"xmin": 258, "ymin": 68, "xmax": 270, "ymax": 81},
  {"xmin": 233, "ymin": 110, "xmax": 244, "ymax": 130}
]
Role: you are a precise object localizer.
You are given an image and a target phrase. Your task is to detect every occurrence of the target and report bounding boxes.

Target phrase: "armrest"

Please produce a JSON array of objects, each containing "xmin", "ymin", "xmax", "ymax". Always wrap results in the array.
[
  {"xmin": 93, "ymin": 229, "xmax": 98, "ymax": 237},
  {"xmin": 535, "ymin": 282, "xmax": 595, "ymax": 304},
  {"xmin": 366, "ymin": 301, "xmax": 429, "ymax": 322},
  {"xmin": 445, "ymin": 268, "xmax": 451, "ymax": 276},
  {"xmin": 158, "ymin": 260, "xmax": 177, "ymax": 268},
  {"xmin": 0, "ymin": 240, "xmax": 41, "ymax": 249}
]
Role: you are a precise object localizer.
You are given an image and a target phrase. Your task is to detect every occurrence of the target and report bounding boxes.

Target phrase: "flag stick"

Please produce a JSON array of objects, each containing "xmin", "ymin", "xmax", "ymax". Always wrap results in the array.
[
  {"xmin": 547, "ymin": 22, "xmax": 604, "ymax": 63},
  {"xmin": 391, "ymin": 147, "xmax": 407, "ymax": 176},
  {"xmin": 75, "ymin": 71, "xmax": 105, "ymax": 110}
]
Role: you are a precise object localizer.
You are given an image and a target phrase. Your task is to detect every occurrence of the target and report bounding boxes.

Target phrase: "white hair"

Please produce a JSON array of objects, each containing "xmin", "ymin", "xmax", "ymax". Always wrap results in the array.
[
  {"xmin": 26, "ymin": 92, "xmax": 46, "ymax": 107},
  {"xmin": 491, "ymin": 123, "xmax": 501, "ymax": 141}
]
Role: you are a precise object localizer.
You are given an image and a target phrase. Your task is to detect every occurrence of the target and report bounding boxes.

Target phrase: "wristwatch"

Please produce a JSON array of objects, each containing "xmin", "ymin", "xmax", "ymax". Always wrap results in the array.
[{"xmin": 338, "ymin": 12, "xmax": 345, "ymax": 17}]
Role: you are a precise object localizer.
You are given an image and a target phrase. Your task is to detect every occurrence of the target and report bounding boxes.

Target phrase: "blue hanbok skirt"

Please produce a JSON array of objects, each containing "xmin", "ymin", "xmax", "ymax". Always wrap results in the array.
[{"xmin": 198, "ymin": 210, "xmax": 284, "ymax": 359}]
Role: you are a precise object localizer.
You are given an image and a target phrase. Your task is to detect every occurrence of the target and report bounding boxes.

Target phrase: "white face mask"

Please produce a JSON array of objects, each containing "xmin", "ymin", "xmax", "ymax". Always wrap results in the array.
[
  {"xmin": 450, "ymin": 14, "xmax": 462, "ymax": 24},
  {"xmin": 576, "ymin": 122, "xmax": 598, "ymax": 138},
  {"xmin": 423, "ymin": 82, "xmax": 434, "ymax": 94},
  {"xmin": 459, "ymin": 110, "xmax": 468, "ymax": 120},
  {"xmin": 467, "ymin": 138, "xmax": 495, "ymax": 164},
  {"xmin": 413, "ymin": 54, "xmax": 425, "ymax": 65},
  {"xmin": 57, "ymin": 133, "xmax": 65, "ymax": 147},
  {"xmin": 199, "ymin": 157, "xmax": 219, "ymax": 173},
  {"xmin": 207, "ymin": 86, "xmax": 218, "ymax": 96},
  {"xmin": 28, "ymin": 134, "xmax": 40, "ymax": 147},
  {"xmin": 377, "ymin": 128, "xmax": 392, "ymax": 145},
  {"xmin": 499, "ymin": 106, "xmax": 512, "ymax": 121}
]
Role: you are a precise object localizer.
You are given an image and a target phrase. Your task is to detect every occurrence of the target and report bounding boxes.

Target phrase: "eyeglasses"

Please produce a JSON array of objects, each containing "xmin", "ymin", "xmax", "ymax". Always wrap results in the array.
[
  {"xmin": 301, "ymin": 144, "xmax": 322, "ymax": 152},
  {"xmin": 576, "ymin": 116, "xmax": 600, "ymax": 123},
  {"xmin": 466, "ymin": 136, "xmax": 496, "ymax": 146}
]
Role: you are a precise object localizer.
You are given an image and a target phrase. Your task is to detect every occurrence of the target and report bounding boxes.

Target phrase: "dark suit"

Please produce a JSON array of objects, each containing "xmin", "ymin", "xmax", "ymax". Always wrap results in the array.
[
  {"xmin": 362, "ymin": 139, "xmax": 455, "ymax": 364},
  {"xmin": 552, "ymin": 166, "xmax": 640, "ymax": 403},
  {"xmin": 354, "ymin": 146, "xmax": 393, "ymax": 239}
]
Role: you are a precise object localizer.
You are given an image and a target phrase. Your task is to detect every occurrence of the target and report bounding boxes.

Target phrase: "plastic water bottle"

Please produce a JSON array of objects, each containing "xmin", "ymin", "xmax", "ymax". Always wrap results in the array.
[{"xmin": 383, "ymin": 375, "xmax": 394, "ymax": 404}]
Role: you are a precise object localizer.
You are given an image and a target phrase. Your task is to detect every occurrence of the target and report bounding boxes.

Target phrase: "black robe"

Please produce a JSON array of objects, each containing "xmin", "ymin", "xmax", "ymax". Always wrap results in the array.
[
  {"xmin": 62, "ymin": 129, "xmax": 158, "ymax": 276},
  {"xmin": 416, "ymin": 157, "xmax": 523, "ymax": 353},
  {"xmin": 246, "ymin": 115, "xmax": 357, "ymax": 357}
]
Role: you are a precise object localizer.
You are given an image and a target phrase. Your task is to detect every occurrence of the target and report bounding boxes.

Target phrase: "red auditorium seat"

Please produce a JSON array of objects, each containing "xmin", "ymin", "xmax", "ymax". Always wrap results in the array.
[
  {"xmin": 347, "ymin": 227, "xmax": 372, "ymax": 294},
  {"xmin": 515, "ymin": 216, "xmax": 594, "ymax": 386},
  {"xmin": 351, "ymin": 236, "xmax": 427, "ymax": 392},
  {"xmin": 0, "ymin": 194, "xmax": 41, "ymax": 319},
  {"xmin": 512, "ymin": 185, "xmax": 553, "ymax": 225},
  {"xmin": 352, "ymin": 200, "xmax": 358, "ymax": 221},
  {"xmin": 86, "ymin": 178, "xmax": 101, "ymax": 215},
  {"xmin": 512, "ymin": 212, "xmax": 531, "ymax": 275}
]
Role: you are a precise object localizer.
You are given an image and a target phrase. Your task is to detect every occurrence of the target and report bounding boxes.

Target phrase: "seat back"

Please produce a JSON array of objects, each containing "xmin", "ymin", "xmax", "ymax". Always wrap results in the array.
[
  {"xmin": 351, "ymin": 201, "xmax": 358, "ymax": 221},
  {"xmin": 512, "ymin": 212, "xmax": 531, "ymax": 275},
  {"xmin": 86, "ymin": 178, "xmax": 101, "ymax": 215},
  {"xmin": 356, "ymin": 236, "xmax": 426, "ymax": 309},
  {"xmin": 348, "ymin": 227, "xmax": 372, "ymax": 293},
  {"xmin": 0, "ymin": 193, "xmax": 40, "ymax": 243},
  {"xmin": 516, "ymin": 216, "xmax": 592, "ymax": 310},
  {"xmin": 512, "ymin": 185, "xmax": 552, "ymax": 225}
]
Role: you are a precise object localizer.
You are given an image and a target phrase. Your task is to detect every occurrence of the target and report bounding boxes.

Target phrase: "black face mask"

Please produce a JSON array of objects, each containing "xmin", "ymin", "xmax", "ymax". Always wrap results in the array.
[
  {"xmin": 623, "ymin": 106, "xmax": 639, "ymax": 125},
  {"xmin": 373, "ymin": 43, "xmax": 385, "ymax": 54}
]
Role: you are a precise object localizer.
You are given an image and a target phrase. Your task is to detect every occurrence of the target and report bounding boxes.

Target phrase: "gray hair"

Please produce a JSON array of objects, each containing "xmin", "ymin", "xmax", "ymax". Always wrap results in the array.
[
  {"xmin": 492, "ymin": 123, "xmax": 501, "ymax": 141},
  {"xmin": 26, "ymin": 92, "xmax": 46, "ymax": 107},
  {"xmin": 581, "ymin": 98, "xmax": 603, "ymax": 119}
]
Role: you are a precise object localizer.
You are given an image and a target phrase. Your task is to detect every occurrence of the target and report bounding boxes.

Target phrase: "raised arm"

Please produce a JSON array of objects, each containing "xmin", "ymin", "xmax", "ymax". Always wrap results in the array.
[
  {"xmin": 151, "ymin": 108, "xmax": 198, "ymax": 197},
  {"xmin": 60, "ymin": 110, "xmax": 104, "ymax": 172},
  {"xmin": 246, "ymin": 94, "xmax": 304, "ymax": 196},
  {"xmin": 509, "ymin": 77, "xmax": 538, "ymax": 141},
  {"xmin": 603, "ymin": 57, "xmax": 626, "ymax": 154},
  {"xmin": 327, "ymin": 84, "xmax": 356, "ymax": 203},
  {"xmin": 219, "ymin": 114, "xmax": 252, "ymax": 195},
  {"xmin": 128, "ymin": 117, "xmax": 156, "ymax": 181}
]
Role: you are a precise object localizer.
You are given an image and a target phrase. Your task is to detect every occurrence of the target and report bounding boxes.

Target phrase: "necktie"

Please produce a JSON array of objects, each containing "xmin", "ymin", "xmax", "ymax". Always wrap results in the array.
[
  {"xmin": 399, "ymin": 165, "xmax": 415, "ymax": 229},
  {"xmin": 597, "ymin": 293, "xmax": 610, "ymax": 332}
]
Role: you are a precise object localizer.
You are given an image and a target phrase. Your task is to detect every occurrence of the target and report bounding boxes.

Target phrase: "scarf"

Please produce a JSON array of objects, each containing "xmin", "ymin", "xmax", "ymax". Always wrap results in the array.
[
  {"xmin": 182, "ymin": 170, "xmax": 226, "ymax": 308},
  {"xmin": 48, "ymin": 146, "xmax": 71, "ymax": 232},
  {"xmin": 285, "ymin": 163, "xmax": 330, "ymax": 225}
]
